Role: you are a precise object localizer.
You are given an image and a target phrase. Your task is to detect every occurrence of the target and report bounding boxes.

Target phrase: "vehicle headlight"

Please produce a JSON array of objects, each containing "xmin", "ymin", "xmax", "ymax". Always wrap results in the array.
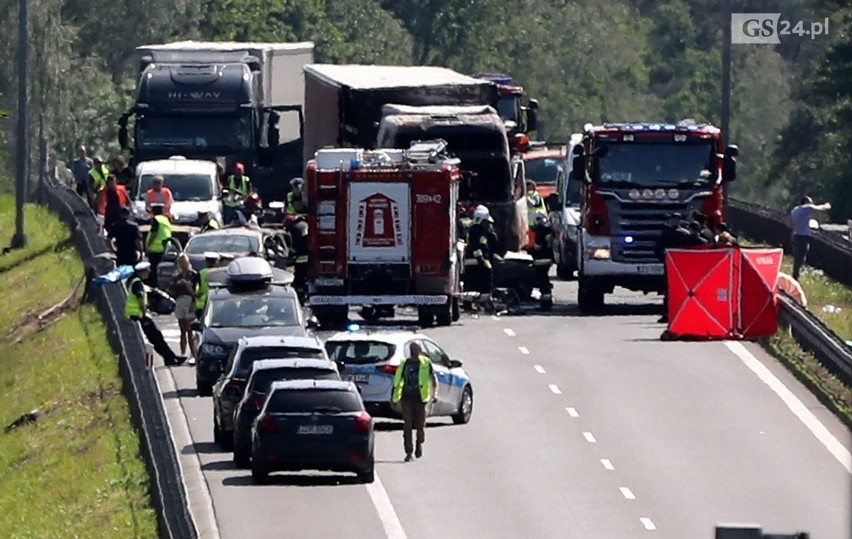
[
  {"xmin": 201, "ymin": 343, "xmax": 227, "ymax": 356},
  {"xmin": 587, "ymin": 247, "xmax": 611, "ymax": 260}
]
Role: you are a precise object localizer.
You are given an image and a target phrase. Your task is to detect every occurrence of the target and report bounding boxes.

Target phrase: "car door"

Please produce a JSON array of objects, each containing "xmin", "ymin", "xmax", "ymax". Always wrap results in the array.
[{"xmin": 421, "ymin": 340, "xmax": 455, "ymax": 415}]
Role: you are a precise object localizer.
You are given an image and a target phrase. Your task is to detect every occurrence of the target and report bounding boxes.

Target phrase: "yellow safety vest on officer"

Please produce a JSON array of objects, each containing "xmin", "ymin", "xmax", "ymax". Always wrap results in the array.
[
  {"xmin": 89, "ymin": 164, "xmax": 109, "ymax": 191},
  {"xmin": 195, "ymin": 267, "xmax": 210, "ymax": 311},
  {"xmin": 391, "ymin": 355, "xmax": 433, "ymax": 404},
  {"xmin": 147, "ymin": 214, "xmax": 172, "ymax": 253},
  {"xmin": 125, "ymin": 275, "xmax": 146, "ymax": 319},
  {"xmin": 526, "ymin": 190, "xmax": 547, "ymax": 225},
  {"xmin": 225, "ymin": 172, "xmax": 251, "ymax": 207}
]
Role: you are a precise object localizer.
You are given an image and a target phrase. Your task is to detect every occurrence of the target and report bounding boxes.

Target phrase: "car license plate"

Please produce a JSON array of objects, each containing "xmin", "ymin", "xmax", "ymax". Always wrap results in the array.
[
  {"xmin": 637, "ymin": 265, "xmax": 664, "ymax": 275},
  {"xmin": 298, "ymin": 425, "xmax": 333, "ymax": 435},
  {"xmin": 347, "ymin": 374, "xmax": 370, "ymax": 383}
]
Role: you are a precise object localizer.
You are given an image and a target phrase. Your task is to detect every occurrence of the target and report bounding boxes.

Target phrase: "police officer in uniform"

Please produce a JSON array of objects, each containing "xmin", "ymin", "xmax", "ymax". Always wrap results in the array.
[
  {"xmin": 463, "ymin": 205, "xmax": 501, "ymax": 313},
  {"xmin": 146, "ymin": 203, "xmax": 172, "ymax": 287},
  {"xmin": 286, "ymin": 214, "xmax": 310, "ymax": 304},
  {"xmin": 527, "ymin": 213, "xmax": 554, "ymax": 310},
  {"xmin": 197, "ymin": 210, "xmax": 220, "ymax": 233},
  {"xmin": 125, "ymin": 262, "xmax": 184, "ymax": 366},
  {"xmin": 223, "ymin": 163, "xmax": 251, "ymax": 224},
  {"xmin": 195, "ymin": 251, "xmax": 220, "ymax": 320}
]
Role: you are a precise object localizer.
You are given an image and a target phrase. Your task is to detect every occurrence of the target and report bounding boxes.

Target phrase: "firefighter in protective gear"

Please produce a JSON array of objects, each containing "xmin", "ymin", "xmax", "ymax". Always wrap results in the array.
[
  {"xmin": 463, "ymin": 205, "xmax": 500, "ymax": 312},
  {"xmin": 527, "ymin": 213, "xmax": 554, "ymax": 310},
  {"xmin": 286, "ymin": 214, "xmax": 310, "ymax": 304},
  {"xmin": 223, "ymin": 163, "xmax": 252, "ymax": 224},
  {"xmin": 286, "ymin": 177, "xmax": 307, "ymax": 216}
]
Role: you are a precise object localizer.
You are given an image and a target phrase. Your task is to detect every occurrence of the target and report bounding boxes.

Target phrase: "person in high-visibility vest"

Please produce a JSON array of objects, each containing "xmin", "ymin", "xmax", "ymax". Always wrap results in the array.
[
  {"xmin": 197, "ymin": 210, "xmax": 220, "ymax": 233},
  {"xmin": 391, "ymin": 342, "xmax": 437, "ymax": 462},
  {"xmin": 223, "ymin": 163, "xmax": 252, "ymax": 224},
  {"xmin": 286, "ymin": 177, "xmax": 306, "ymax": 216},
  {"xmin": 145, "ymin": 175, "xmax": 174, "ymax": 219},
  {"xmin": 526, "ymin": 179, "xmax": 547, "ymax": 227},
  {"xmin": 525, "ymin": 213, "xmax": 554, "ymax": 310},
  {"xmin": 195, "ymin": 252, "xmax": 220, "ymax": 320},
  {"xmin": 145, "ymin": 204, "xmax": 172, "ymax": 287},
  {"xmin": 88, "ymin": 156, "xmax": 110, "ymax": 208},
  {"xmin": 125, "ymin": 262, "xmax": 184, "ymax": 366},
  {"xmin": 286, "ymin": 214, "xmax": 309, "ymax": 304},
  {"xmin": 95, "ymin": 175, "xmax": 130, "ymax": 234}
]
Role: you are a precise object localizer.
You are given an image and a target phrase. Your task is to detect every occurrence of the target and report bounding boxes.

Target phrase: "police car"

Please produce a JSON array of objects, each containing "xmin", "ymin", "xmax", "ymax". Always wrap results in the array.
[{"xmin": 324, "ymin": 327, "xmax": 473, "ymax": 424}]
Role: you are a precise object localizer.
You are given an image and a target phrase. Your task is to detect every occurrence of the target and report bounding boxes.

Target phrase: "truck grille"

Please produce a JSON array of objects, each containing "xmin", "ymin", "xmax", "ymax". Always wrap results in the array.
[
  {"xmin": 607, "ymin": 200, "xmax": 690, "ymax": 263},
  {"xmin": 348, "ymin": 264, "xmax": 412, "ymax": 295}
]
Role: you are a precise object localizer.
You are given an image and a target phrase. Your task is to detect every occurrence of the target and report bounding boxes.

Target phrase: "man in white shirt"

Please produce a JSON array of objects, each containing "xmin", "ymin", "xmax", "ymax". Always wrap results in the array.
[{"xmin": 788, "ymin": 195, "xmax": 831, "ymax": 280}]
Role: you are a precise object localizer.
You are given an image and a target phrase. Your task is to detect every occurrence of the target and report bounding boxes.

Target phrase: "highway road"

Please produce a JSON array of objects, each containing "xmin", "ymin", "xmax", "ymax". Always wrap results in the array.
[{"xmin": 152, "ymin": 280, "xmax": 851, "ymax": 539}]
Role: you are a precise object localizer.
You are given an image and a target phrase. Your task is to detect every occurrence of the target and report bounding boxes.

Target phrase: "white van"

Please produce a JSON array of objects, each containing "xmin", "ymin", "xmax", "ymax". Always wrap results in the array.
[{"xmin": 132, "ymin": 156, "xmax": 222, "ymax": 225}]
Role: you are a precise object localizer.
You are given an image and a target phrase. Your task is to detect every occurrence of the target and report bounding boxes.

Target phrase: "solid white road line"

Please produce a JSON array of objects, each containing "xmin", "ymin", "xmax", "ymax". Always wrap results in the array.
[
  {"xmin": 640, "ymin": 517, "xmax": 656, "ymax": 531},
  {"xmin": 583, "ymin": 432, "xmax": 597, "ymax": 443},
  {"xmin": 619, "ymin": 487, "xmax": 636, "ymax": 500},
  {"xmin": 725, "ymin": 341, "xmax": 852, "ymax": 474},
  {"xmin": 548, "ymin": 384, "xmax": 562, "ymax": 395},
  {"xmin": 565, "ymin": 407, "xmax": 579, "ymax": 418},
  {"xmin": 366, "ymin": 474, "xmax": 408, "ymax": 539},
  {"xmin": 601, "ymin": 458, "xmax": 615, "ymax": 471},
  {"xmin": 534, "ymin": 364, "xmax": 546, "ymax": 374},
  {"xmin": 518, "ymin": 346, "xmax": 530, "ymax": 355},
  {"xmin": 503, "ymin": 328, "xmax": 516, "ymax": 337}
]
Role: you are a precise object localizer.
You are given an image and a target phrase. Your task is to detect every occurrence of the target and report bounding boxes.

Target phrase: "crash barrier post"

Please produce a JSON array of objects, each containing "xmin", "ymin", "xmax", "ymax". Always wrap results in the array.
[
  {"xmin": 728, "ymin": 198, "xmax": 852, "ymax": 288},
  {"xmin": 145, "ymin": 342, "xmax": 155, "ymax": 368},
  {"xmin": 42, "ymin": 180, "xmax": 198, "ymax": 539}
]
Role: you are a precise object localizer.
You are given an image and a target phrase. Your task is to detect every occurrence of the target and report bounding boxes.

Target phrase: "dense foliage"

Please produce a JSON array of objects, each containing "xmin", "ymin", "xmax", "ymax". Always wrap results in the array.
[{"xmin": 0, "ymin": 0, "xmax": 848, "ymax": 219}]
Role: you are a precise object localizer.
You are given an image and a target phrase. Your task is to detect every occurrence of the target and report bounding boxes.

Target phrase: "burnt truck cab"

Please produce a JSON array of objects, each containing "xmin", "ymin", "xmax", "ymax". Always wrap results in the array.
[
  {"xmin": 569, "ymin": 121, "xmax": 738, "ymax": 312},
  {"xmin": 376, "ymin": 104, "xmax": 528, "ymax": 253},
  {"xmin": 473, "ymin": 74, "xmax": 539, "ymax": 137}
]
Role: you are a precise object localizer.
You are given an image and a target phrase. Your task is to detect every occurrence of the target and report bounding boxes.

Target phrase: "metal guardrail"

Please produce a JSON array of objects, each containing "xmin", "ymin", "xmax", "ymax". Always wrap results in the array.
[
  {"xmin": 777, "ymin": 294, "xmax": 852, "ymax": 387},
  {"xmin": 43, "ymin": 183, "xmax": 198, "ymax": 539}
]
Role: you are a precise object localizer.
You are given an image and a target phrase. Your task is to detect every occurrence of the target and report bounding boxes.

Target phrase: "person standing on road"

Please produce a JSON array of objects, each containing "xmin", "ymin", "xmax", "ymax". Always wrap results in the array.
[
  {"xmin": 145, "ymin": 175, "xmax": 173, "ymax": 219},
  {"xmin": 391, "ymin": 342, "xmax": 436, "ymax": 462},
  {"xmin": 146, "ymin": 203, "xmax": 172, "ymax": 287},
  {"xmin": 526, "ymin": 179, "xmax": 547, "ymax": 227},
  {"xmin": 112, "ymin": 155, "xmax": 133, "ymax": 188},
  {"xmin": 109, "ymin": 207, "xmax": 143, "ymax": 267},
  {"xmin": 125, "ymin": 262, "xmax": 185, "ymax": 366},
  {"xmin": 224, "ymin": 163, "xmax": 251, "ymax": 224},
  {"xmin": 286, "ymin": 214, "xmax": 309, "ymax": 304},
  {"xmin": 95, "ymin": 175, "xmax": 130, "ymax": 234},
  {"xmin": 526, "ymin": 213, "xmax": 554, "ymax": 310},
  {"xmin": 655, "ymin": 212, "xmax": 691, "ymax": 323},
  {"xmin": 197, "ymin": 210, "xmax": 220, "ymax": 232},
  {"xmin": 171, "ymin": 253, "xmax": 199, "ymax": 359},
  {"xmin": 88, "ymin": 156, "xmax": 110, "ymax": 208},
  {"xmin": 286, "ymin": 177, "xmax": 307, "ymax": 217},
  {"xmin": 463, "ymin": 205, "xmax": 502, "ymax": 313},
  {"xmin": 71, "ymin": 146, "xmax": 93, "ymax": 199},
  {"xmin": 788, "ymin": 196, "xmax": 832, "ymax": 280},
  {"xmin": 195, "ymin": 252, "xmax": 219, "ymax": 319}
]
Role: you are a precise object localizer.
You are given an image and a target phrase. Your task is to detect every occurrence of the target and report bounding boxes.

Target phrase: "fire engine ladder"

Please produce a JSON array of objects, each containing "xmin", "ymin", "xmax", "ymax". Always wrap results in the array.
[{"xmin": 314, "ymin": 170, "xmax": 343, "ymax": 274}]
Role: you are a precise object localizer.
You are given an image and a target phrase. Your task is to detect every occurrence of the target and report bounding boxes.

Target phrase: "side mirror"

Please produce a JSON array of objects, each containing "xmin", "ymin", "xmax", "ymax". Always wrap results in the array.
[
  {"xmin": 526, "ymin": 99, "xmax": 539, "ymax": 132},
  {"xmin": 449, "ymin": 359, "xmax": 463, "ymax": 369},
  {"xmin": 306, "ymin": 316, "xmax": 319, "ymax": 330},
  {"xmin": 190, "ymin": 320, "xmax": 202, "ymax": 332},
  {"xmin": 569, "ymin": 155, "xmax": 586, "ymax": 183},
  {"xmin": 722, "ymin": 144, "xmax": 738, "ymax": 182}
]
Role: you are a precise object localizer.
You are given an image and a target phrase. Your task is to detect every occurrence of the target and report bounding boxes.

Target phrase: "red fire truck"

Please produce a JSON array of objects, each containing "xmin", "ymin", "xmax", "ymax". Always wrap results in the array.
[{"xmin": 305, "ymin": 141, "xmax": 463, "ymax": 327}]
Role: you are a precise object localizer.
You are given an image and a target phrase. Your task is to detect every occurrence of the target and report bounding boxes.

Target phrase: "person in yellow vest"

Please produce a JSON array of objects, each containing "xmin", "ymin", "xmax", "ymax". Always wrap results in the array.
[
  {"xmin": 526, "ymin": 179, "xmax": 547, "ymax": 227},
  {"xmin": 145, "ymin": 203, "xmax": 172, "ymax": 287},
  {"xmin": 125, "ymin": 262, "xmax": 185, "ymax": 366},
  {"xmin": 223, "ymin": 163, "xmax": 252, "ymax": 224},
  {"xmin": 197, "ymin": 210, "xmax": 220, "ymax": 233},
  {"xmin": 391, "ymin": 342, "xmax": 437, "ymax": 462},
  {"xmin": 286, "ymin": 177, "xmax": 306, "ymax": 216},
  {"xmin": 195, "ymin": 252, "xmax": 220, "ymax": 319},
  {"xmin": 88, "ymin": 156, "xmax": 110, "ymax": 208}
]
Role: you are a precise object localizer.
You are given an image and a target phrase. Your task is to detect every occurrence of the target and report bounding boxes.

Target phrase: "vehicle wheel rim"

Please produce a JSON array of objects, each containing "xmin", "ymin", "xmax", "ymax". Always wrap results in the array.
[{"xmin": 462, "ymin": 390, "xmax": 472, "ymax": 419}]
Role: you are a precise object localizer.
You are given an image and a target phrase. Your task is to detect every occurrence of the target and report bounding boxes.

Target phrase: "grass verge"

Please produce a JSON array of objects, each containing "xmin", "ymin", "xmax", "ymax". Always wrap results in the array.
[
  {"xmin": 781, "ymin": 260, "xmax": 852, "ymax": 342},
  {"xmin": 0, "ymin": 197, "xmax": 158, "ymax": 538}
]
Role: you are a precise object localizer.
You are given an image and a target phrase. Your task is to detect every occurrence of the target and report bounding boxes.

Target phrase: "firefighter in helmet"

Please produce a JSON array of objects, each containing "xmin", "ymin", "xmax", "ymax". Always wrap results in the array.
[
  {"xmin": 526, "ymin": 212, "xmax": 554, "ymax": 310},
  {"xmin": 285, "ymin": 214, "xmax": 309, "ymax": 304},
  {"xmin": 463, "ymin": 205, "xmax": 500, "ymax": 313}
]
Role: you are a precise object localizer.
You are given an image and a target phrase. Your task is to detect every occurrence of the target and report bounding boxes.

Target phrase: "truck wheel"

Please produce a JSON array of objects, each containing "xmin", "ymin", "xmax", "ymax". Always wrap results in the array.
[
  {"xmin": 451, "ymin": 297, "xmax": 460, "ymax": 322},
  {"xmin": 557, "ymin": 261, "xmax": 573, "ymax": 280},
  {"xmin": 436, "ymin": 303, "xmax": 452, "ymax": 326},
  {"xmin": 417, "ymin": 307, "xmax": 435, "ymax": 327},
  {"xmin": 578, "ymin": 278, "xmax": 605, "ymax": 313}
]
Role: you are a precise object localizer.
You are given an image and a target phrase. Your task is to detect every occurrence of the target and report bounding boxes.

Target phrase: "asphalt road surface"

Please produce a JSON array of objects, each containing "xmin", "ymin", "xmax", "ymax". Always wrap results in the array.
[{"xmin": 151, "ymin": 280, "xmax": 851, "ymax": 539}]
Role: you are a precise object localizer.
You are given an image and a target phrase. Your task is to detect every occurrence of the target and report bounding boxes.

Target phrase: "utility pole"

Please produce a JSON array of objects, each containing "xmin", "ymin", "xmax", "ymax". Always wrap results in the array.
[
  {"xmin": 721, "ymin": 0, "xmax": 732, "ymax": 210},
  {"xmin": 11, "ymin": 0, "xmax": 29, "ymax": 249}
]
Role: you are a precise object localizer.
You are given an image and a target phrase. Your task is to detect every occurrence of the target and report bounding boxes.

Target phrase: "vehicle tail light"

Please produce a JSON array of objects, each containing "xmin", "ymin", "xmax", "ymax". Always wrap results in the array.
[
  {"xmin": 256, "ymin": 414, "xmax": 277, "ymax": 434},
  {"xmin": 353, "ymin": 411, "xmax": 372, "ymax": 434},
  {"xmin": 349, "ymin": 453, "xmax": 364, "ymax": 462},
  {"xmin": 249, "ymin": 395, "xmax": 265, "ymax": 410},
  {"xmin": 377, "ymin": 364, "xmax": 398, "ymax": 375},
  {"xmin": 226, "ymin": 379, "xmax": 245, "ymax": 393}
]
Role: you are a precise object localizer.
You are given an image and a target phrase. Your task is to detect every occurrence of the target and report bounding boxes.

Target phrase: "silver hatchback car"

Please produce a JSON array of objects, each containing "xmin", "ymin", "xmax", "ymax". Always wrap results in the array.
[{"xmin": 324, "ymin": 328, "xmax": 473, "ymax": 424}]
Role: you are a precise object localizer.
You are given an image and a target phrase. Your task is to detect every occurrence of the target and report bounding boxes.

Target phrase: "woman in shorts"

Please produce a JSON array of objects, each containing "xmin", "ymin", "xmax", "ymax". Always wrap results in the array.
[{"xmin": 171, "ymin": 253, "xmax": 199, "ymax": 358}]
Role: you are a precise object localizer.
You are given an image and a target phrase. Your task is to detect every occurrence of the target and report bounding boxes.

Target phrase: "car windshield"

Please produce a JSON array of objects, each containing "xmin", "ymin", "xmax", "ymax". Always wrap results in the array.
[
  {"xmin": 137, "ymin": 114, "xmax": 252, "ymax": 151},
  {"xmin": 208, "ymin": 297, "xmax": 300, "ymax": 328},
  {"xmin": 185, "ymin": 234, "xmax": 260, "ymax": 255},
  {"xmin": 249, "ymin": 368, "xmax": 340, "ymax": 394},
  {"xmin": 525, "ymin": 157, "xmax": 562, "ymax": 186},
  {"xmin": 267, "ymin": 389, "xmax": 363, "ymax": 414},
  {"xmin": 325, "ymin": 341, "xmax": 396, "ymax": 365},
  {"xmin": 137, "ymin": 174, "xmax": 214, "ymax": 202},
  {"xmin": 594, "ymin": 142, "xmax": 716, "ymax": 187},
  {"xmin": 237, "ymin": 348, "xmax": 327, "ymax": 376}
]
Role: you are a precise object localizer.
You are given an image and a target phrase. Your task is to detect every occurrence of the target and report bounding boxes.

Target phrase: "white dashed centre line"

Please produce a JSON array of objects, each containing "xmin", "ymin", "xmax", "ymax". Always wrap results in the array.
[
  {"xmin": 548, "ymin": 384, "xmax": 562, "ymax": 395},
  {"xmin": 583, "ymin": 432, "xmax": 597, "ymax": 443},
  {"xmin": 640, "ymin": 517, "xmax": 656, "ymax": 531},
  {"xmin": 619, "ymin": 487, "xmax": 636, "ymax": 500},
  {"xmin": 565, "ymin": 407, "xmax": 579, "ymax": 418},
  {"xmin": 518, "ymin": 346, "xmax": 530, "ymax": 355},
  {"xmin": 534, "ymin": 364, "xmax": 546, "ymax": 374},
  {"xmin": 503, "ymin": 328, "xmax": 516, "ymax": 337},
  {"xmin": 601, "ymin": 459, "xmax": 615, "ymax": 471}
]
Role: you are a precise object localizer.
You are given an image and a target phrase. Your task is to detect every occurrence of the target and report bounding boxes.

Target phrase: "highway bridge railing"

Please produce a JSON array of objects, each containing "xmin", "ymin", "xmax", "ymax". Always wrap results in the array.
[{"xmin": 42, "ymin": 181, "xmax": 198, "ymax": 539}]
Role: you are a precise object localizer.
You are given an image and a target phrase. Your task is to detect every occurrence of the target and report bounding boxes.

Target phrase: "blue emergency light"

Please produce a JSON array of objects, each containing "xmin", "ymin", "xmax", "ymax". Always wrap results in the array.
[{"xmin": 624, "ymin": 235, "xmax": 635, "ymax": 244}]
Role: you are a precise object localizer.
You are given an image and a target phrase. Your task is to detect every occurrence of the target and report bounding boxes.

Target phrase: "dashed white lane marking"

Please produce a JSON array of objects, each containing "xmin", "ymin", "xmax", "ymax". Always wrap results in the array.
[
  {"xmin": 548, "ymin": 384, "xmax": 562, "ymax": 395},
  {"xmin": 366, "ymin": 474, "xmax": 408, "ymax": 539},
  {"xmin": 503, "ymin": 328, "xmax": 516, "ymax": 337},
  {"xmin": 640, "ymin": 517, "xmax": 656, "ymax": 531},
  {"xmin": 601, "ymin": 459, "xmax": 615, "ymax": 471},
  {"xmin": 534, "ymin": 364, "xmax": 545, "ymax": 374},
  {"xmin": 619, "ymin": 487, "xmax": 636, "ymax": 500},
  {"xmin": 518, "ymin": 346, "xmax": 530, "ymax": 355},
  {"xmin": 565, "ymin": 407, "xmax": 579, "ymax": 418},
  {"xmin": 583, "ymin": 432, "xmax": 597, "ymax": 443},
  {"xmin": 725, "ymin": 341, "xmax": 852, "ymax": 474}
]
